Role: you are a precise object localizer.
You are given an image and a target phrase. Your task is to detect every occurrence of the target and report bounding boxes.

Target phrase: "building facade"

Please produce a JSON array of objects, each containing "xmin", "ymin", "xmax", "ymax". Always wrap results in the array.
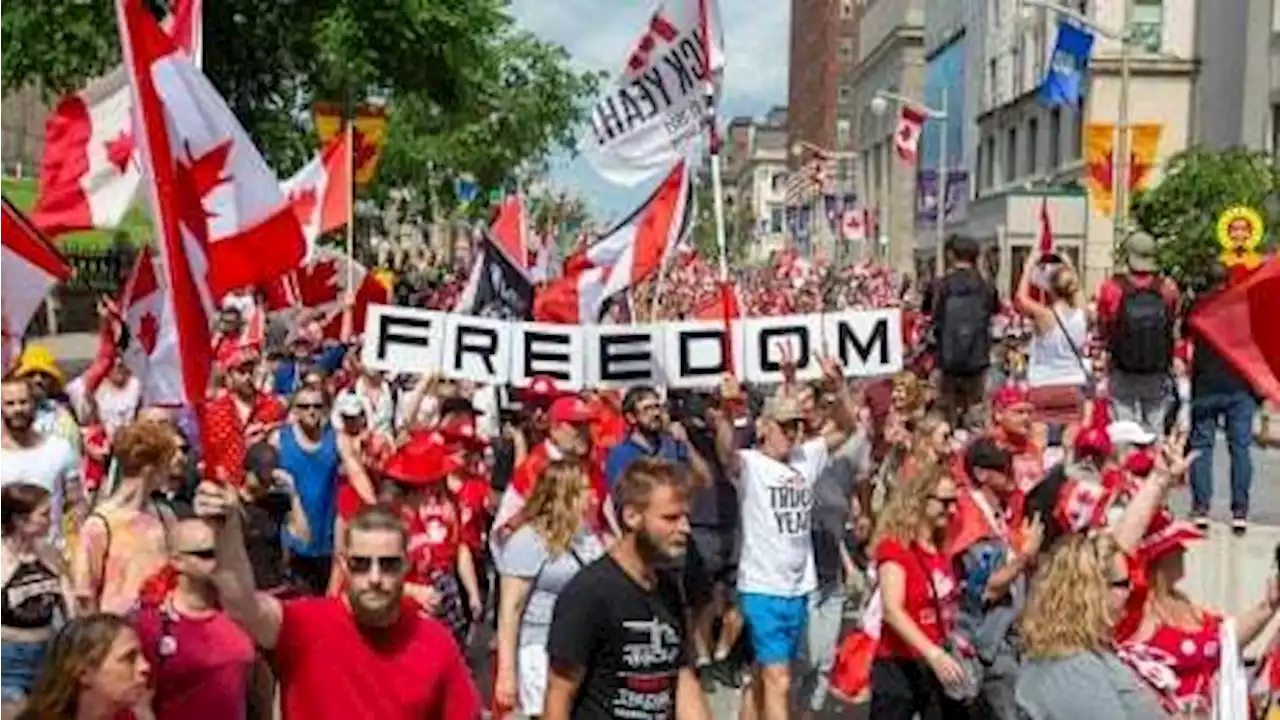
[
  {"xmin": 851, "ymin": 0, "xmax": 927, "ymax": 273},
  {"xmin": 957, "ymin": 0, "xmax": 1198, "ymax": 293},
  {"xmin": 1193, "ymin": 0, "xmax": 1279, "ymax": 156},
  {"xmin": 725, "ymin": 108, "xmax": 792, "ymax": 263}
]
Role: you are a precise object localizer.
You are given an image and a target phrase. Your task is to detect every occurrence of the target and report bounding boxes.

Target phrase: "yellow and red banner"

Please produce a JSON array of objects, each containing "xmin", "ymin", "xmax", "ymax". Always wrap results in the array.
[
  {"xmin": 311, "ymin": 101, "xmax": 389, "ymax": 187},
  {"xmin": 1083, "ymin": 122, "xmax": 1162, "ymax": 218}
]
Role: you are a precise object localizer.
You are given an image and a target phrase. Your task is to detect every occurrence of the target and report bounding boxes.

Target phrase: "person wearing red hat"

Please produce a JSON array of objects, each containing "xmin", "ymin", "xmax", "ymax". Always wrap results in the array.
[
  {"xmin": 492, "ymin": 394, "xmax": 611, "ymax": 559},
  {"xmin": 437, "ymin": 413, "xmax": 494, "ymax": 616},
  {"xmin": 984, "ymin": 385, "xmax": 1046, "ymax": 495},
  {"xmin": 382, "ymin": 432, "xmax": 482, "ymax": 647},
  {"xmin": 204, "ymin": 348, "xmax": 286, "ymax": 487},
  {"xmin": 1118, "ymin": 517, "xmax": 1280, "ymax": 717}
]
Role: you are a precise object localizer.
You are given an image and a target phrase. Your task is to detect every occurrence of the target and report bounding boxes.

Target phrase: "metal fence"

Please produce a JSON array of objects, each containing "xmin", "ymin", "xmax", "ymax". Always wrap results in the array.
[{"xmin": 28, "ymin": 245, "xmax": 136, "ymax": 336}]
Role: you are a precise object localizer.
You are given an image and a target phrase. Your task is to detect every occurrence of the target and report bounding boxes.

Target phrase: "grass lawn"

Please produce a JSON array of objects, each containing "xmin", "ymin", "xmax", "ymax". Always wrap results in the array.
[{"xmin": 2, "ymin": 176, "xmax": 152, "ymax": 251}]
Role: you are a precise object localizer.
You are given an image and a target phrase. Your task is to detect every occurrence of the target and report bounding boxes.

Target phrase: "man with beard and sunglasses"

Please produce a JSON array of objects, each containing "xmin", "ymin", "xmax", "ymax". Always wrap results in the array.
[
  {"xmin": 544, "ymin": 458, "xmax": 711, "ymax": 720},
  {"xmin": 195, "ymin": 486, "xmax": 481, "ymax": 720},
  {"xmin": 712, "ymin": 355, "xmax": 861, "ymax": 720}
]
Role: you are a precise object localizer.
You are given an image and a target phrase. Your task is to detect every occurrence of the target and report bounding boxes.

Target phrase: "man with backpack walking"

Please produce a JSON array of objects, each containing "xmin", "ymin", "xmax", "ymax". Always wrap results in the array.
[
  {"xmin": 1096, "ymin": 231, "xmax": 1179, "ymax": 433},
  {"xmin": 930, "ymin": 235, "xmax": 999, "ymax": 430}
]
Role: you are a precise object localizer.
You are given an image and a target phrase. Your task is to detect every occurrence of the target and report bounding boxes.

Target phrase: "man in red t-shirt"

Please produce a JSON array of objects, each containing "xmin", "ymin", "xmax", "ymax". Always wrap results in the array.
[
  {"xmin": 1095, "ymin": 231, "xmax": 1180, "ymax": 433},
  {"xmin": 196, "ymin": 485, "xmax": 480, "ymax": 720}
]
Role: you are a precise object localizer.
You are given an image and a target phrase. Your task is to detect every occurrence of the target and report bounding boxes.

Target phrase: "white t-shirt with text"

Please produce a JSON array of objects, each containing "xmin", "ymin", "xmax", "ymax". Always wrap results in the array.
[{"xmin": 736, "ymin": 438, "xmax": 829, "ymax": 597}]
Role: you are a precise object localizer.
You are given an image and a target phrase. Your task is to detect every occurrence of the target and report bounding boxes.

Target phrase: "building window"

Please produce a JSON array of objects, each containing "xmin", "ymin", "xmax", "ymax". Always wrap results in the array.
[
  {"xmin": 1005, "ymin": 126, "xmax": 1018, "ymax": 182},
  {"xmin": 983, "ymin": 134, "xmax": 996, "ymax": 189},
  {"xmin": 769, "ymin": 205, "xmax": 783, "ymax": 233},
  {"xmin": 1027, "ymin": 117, "xmax": 1039, "ymax": 174},
  {"xmin": 1049, "ymin": 107, "xmax": 1062, "ymax": 168},
  {"xmin": 987, "ymin": 58, "xmax": 998, "ymax": 108},
  {"xmin": 836, "ymin": 118, "xmax": 852, "ymax": 147},
  {"xmin": 1131, "ymin": 0, "xmax": 1162, "ymax": 52},
  {"xmin": 839, "ymin": 39, "xmax": 854, "ymax": 64},
  {"xmin": 840, "ymin": 0, "xmax": 854, "ymax": 20},
  {"xmin": 771, "ymin": 172, "xmax": 787, "ymax": 191},
  {"xmin": 1012, "ymin": 36, "xmax": 1024, "ymax": 96},
  {"xmin": 1070, "ymin": 112, "xmax": 1083, "ymax": 159},
  {"xmin": 838, "ymin": 85, "xmax": 852, "ymax": 103},
  {"xmin": 976, "ymin": 143, "xmax": 986, "ymax": 191}
]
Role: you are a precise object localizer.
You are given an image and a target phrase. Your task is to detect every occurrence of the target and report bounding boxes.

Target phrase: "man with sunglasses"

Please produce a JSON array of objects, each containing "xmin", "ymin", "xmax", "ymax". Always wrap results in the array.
[
  {"xmin": 196, "ymin": 489, "xmax": 481, "ymax": 720},
  {"xmin": 268, "ymin": 386, "xmax": 341, "ymax": 596},
  {"xmin": 133, "ymin": 515, "xmax": 254, "ymax": 720},
  {"xmin": 712, "ymin": 355, "xmax": 861, "ymax": 720}
]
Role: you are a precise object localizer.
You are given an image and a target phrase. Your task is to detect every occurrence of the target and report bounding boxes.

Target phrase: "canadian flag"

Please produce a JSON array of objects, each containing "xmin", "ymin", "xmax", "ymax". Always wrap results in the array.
[
  {"xmin": 533, "ymin": 161, "xmax": 692, "ymax": 323},
  {"xmin": 116, "ymin": 247, "xmax": 178, "ymax": 402},
  {"xmin": 841, "ymin": 207, "xmax": 868, "ymax": 242},
  {"xmin": 31, "ymin": 0, "xmax": 202, "ymax": 238},
  {"xmin": 117, "ymin": 0, "xmax": 306, "ymax": 406},
  {"xmin": 263, "ymin": 247, "xmax": 391, "ymax": 339},
  {"xmin": 279, "ymin": 131, "xmax": 352, "ymax": 255},
  {"xmin": 893, "ymin": 105, "xmax": 927, "ymax": 165},
  {"xmin": 490, "ymin": 194, "xmax": 532, "ymax": 271},
  {"xmin": 1, "ymin": 199, "xmax": 73, "ymax": 368}
]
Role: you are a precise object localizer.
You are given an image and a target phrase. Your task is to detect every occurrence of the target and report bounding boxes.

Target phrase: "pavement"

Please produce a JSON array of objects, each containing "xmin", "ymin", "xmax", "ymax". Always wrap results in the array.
[{"xmin": 32, "ymin": 331, "xmax": 1280, "ymax": 717}]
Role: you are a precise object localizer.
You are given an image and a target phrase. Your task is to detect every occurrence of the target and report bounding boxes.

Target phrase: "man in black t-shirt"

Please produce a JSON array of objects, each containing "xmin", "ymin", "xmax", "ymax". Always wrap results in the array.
[{"xmin": 545, "ymin": 458, "xmax": 710, "ymax": 720}]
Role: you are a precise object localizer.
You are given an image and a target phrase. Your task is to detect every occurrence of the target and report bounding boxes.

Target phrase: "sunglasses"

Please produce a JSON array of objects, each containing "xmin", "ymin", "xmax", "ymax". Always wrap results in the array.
[
  {"xmin": 294, "ymin": 403, "xmax": 325, "ymax": 411},
  {"xmin": 1109, "ymin": 576, "xmax": 1132, "ymax": 590},
  {"xmin": 930, "ymin": 495, "xmax": 960, "ymax": 509},
  {"xmin": 180, "ymin": 548, "xmax": 217, "ymax": 560},
  {"xmin": 347, "ymin": 555, "xmax": 406, "ymax": 575},
  {"xmin": 634, "ymin": 403, "xmax": 662, "ymax": 414}
]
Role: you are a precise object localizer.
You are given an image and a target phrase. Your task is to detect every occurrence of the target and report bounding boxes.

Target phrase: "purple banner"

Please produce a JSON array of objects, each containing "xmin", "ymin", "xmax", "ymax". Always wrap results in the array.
[{"xmin": 915, "ymin": 169, "xmax": 969, "ymax": 224}]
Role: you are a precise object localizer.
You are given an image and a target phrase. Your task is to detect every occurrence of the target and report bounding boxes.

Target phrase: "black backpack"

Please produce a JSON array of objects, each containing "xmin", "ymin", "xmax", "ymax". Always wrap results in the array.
[
  {"xmin": 936, "ymin": 275, "xmax": 992, "ymax": 376},
  {"xmin": 1109, "ymin": 276, "xmax": 1173, "ymax": 373}
]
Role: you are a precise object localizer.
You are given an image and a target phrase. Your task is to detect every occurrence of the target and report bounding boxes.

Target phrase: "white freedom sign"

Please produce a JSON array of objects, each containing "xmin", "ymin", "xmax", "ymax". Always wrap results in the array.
[
  {"xmin": 581, "ymin": 0, "xmax": 725, "ymax": 186},
  {"xmin": 362, "ymin": 304, "xmax": 903, "ymax": 389}
]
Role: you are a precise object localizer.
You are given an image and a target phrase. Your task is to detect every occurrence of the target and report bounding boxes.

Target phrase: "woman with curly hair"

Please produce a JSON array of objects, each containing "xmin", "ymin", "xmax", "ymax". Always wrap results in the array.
[
  {"xmin": 17, "ymin": 614, "xmax": 151, "ymax": 720},
  {"xmin": 495, "ymin": 460, "xmax": 606, "ymax": 718},
  {"xmin": 1017, "ymin": 533, "xmax": 1173, "ymax": 719},
  {"xmin": 868, "ymin": 465, "xmax": 969, "ymax": 719}
]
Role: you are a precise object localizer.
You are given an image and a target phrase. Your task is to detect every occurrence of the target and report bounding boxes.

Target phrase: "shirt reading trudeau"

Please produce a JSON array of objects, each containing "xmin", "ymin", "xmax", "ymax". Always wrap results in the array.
[{"xmin": 548, "ymin": 555, "xmax": 687, "ymax": 720}]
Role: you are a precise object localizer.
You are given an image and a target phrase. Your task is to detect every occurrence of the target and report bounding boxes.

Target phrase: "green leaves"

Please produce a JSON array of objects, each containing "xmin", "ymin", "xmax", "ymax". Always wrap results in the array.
[{"xmin": 1130, "ymin": 147, "xmax": 1279, "ymax": 292}]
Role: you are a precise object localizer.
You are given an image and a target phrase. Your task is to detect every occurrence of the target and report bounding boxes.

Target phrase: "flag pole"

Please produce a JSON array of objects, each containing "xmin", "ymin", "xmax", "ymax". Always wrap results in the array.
[
  {"xmin": 345, "ymin": 119, "xmax": 356, "ymax": 295},
  {"xmin": 698, "ymin": 0, "xmax": 734, "ymax": 371}
]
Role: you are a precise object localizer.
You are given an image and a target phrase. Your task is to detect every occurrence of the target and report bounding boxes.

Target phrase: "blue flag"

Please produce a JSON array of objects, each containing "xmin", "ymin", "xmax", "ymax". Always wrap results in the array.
[{"xmin": 1039, "ymin": 19, "xmax": 1095, "ymax": 107}]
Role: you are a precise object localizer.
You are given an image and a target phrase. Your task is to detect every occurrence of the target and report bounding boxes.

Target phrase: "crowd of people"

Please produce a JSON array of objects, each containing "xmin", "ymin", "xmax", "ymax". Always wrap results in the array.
[{"xmin": 0, "ymin": 230, "xmax": 1277, "ymax": 720}]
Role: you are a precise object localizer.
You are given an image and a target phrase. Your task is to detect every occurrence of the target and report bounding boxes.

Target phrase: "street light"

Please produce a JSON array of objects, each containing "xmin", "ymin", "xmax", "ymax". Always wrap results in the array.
[
  {"xmin": 871, "ymin": 89, "xmax": 949, "ymax": 277},
  {"xmin": 1017, "ymin": 0, "xmax": 1131, "ymax": 244}
]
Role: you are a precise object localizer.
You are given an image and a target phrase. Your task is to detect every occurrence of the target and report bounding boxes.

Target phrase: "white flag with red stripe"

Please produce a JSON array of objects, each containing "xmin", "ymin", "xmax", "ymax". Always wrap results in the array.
[
  {"xmin": 118, "ymin": 0, "xmax": 306, "ymax": 406},
  {"xmin": 280, "ymin": 132, "xmax": 352, "ymax": 256},
  {"xmin": 893, "ymin": 105, "xmax": 927, "ymax": 165},
  {"xmin": 1, "ymin": 199, "xmax": 73, "ymax": 368},
  {"xmin": 31, "ymin": 0, "xmax": 202, "ymax": 238},
  {"xmin": 533, "ymin": 161, "xmax": 692, "ymax": 323}
]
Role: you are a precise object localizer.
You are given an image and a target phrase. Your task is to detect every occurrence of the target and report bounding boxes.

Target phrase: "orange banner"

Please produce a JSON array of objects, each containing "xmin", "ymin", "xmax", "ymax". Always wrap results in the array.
[
  {"xmin": 311, "ymin": 101, "xmax": 389, "ymax": 187},
  {"xmin": 1083, "ymin": 122, "xmax": 1163, "ymax": 219}
]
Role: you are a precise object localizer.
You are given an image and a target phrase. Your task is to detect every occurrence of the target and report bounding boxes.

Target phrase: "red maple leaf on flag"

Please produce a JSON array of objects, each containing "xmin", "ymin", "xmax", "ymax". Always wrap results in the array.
[
  {"xmin": 137, "ymin": 312, "xmax": 160, "ymax": 354},
  {"xmin": 174, "ymin": 140, "xmax": 234, "ymax": 249},
  {"xmin": 289, "ymin": 186, "xmax": 318, "ymax": 225},
  {"xmin": 352, "ymin": 129, "xmax": 378, "ymax": 173},
  {"xmin": 294, "ymin": 258, "xmax": 341, "ymax": 308},
  {"xmin": 105, "ymin": 130, "xmax": 135, "ymax": 174},
  {"xmin": 1086, "ymin": 150, "xmax": 1153, "ymax": 193}
]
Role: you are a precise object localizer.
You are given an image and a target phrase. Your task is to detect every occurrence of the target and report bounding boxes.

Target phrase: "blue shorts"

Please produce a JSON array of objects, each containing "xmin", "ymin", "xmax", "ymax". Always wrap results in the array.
[
  {"xmin": 1, "ymin": 640, "xmax": 47, "ymax": 702},
  {"xmin": 739, "ymin": 592, "xmax": 808, "ymax": 667}
]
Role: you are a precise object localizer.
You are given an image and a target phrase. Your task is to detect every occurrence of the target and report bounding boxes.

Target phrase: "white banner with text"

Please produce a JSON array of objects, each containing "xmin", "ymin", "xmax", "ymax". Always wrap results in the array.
[{"xmin": 361, "ymin": 304, "xmax": 903, "ymax": 389}]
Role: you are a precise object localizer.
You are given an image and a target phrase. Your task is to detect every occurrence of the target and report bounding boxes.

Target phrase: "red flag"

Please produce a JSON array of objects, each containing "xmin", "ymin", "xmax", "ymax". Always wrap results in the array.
[
  {"xmin": 490, "ymin": 194, "xmax": 531, "ymax": 271},
  {"xmin": 118, "ymin": 0, "xmax": 306, "ymax": 406},
  {"xmin": 893, "ymin": 106, "xmax": 927, "ymax": 165},
  {"xmin": 1037, "ymin": 197, "xmax": 1054, "ymax": 254},
  {"xmin": 1189, "ymin": 256, "xmax": 1280, "ymax": 403},
  {"xmin": 1, "ymin": 199, "xmax": 73, "ymax": 367},
  {"xmin": 31, "ymin": 0, "xmax": 202, "ymax": 237}
]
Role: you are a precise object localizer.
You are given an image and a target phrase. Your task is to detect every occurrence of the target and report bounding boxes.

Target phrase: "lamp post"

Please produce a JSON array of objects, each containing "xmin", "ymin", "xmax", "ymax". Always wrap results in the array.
[
  {"xmin": 870, "ymin": 89, "xmax": 948, "ymax": 277},
  {"xmin": 1017, "ymin": 0, "xmax": 1131, "ymax": 243}
]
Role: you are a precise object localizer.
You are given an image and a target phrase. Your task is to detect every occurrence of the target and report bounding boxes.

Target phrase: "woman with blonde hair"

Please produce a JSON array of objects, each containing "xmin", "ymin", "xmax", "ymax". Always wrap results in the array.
[
  {"xmin": 1016, "ymin": 251, "xmax": 1090, "ymax": 429},
  {"xmin": 17, "ymin": 614, "xmax": 151, "ymax": 720},
  {"xmin": 495, "ymin": 460, "xmax": 606, "ymax": 718},
  {"xmin": 868, "ymin": 465, "xmax": 968, "ymax": 719}
]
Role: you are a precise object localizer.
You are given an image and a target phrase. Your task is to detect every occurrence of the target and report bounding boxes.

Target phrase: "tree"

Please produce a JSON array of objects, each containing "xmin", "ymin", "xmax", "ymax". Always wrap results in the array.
[
  {"xmin": 1130, "ymin": 147, "xmax": 1279, "ymax": 292},
  {"xmin": 3, "ymin": 0, "xmax": 600, "ymax": 191}
]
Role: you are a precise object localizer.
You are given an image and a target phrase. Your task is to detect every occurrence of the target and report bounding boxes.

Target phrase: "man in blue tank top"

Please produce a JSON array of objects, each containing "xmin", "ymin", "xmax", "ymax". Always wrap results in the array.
[{"xmin": 271, "ymin": 386, "xmax": 342, "ymax": 595}]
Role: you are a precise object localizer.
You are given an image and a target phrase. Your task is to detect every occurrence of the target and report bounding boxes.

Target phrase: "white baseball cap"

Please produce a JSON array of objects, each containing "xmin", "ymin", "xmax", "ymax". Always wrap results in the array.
[{"xmin": 1107, "ymin": 420, "xmax": 1157, "ymax": 446}]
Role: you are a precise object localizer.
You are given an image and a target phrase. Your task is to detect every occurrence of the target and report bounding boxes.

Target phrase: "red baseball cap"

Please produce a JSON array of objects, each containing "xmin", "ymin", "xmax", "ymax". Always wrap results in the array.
[
  {"xmin": 547, "ymin": 395, "xmax": 592, "ymax": 424},
  {"xmin": 383, "ymin": 432, "xmax": 463, "ymax": 486},
  {"xmin": 518, "ymin": 375, "xmax": 564, "ymax": 406},
  {"xmin": 992, "ymin": 385, "xmax": 1032, "ymax": 411},
  {"xmin": 439, "ymin": 415, "xmax": 487, "ymax": 450}
]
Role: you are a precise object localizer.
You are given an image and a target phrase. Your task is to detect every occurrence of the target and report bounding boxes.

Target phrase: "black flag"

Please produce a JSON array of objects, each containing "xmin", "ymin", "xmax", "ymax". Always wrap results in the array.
[{"xmin": 454, "ymin": 232, "xmax": 534, "ymax": 320}]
